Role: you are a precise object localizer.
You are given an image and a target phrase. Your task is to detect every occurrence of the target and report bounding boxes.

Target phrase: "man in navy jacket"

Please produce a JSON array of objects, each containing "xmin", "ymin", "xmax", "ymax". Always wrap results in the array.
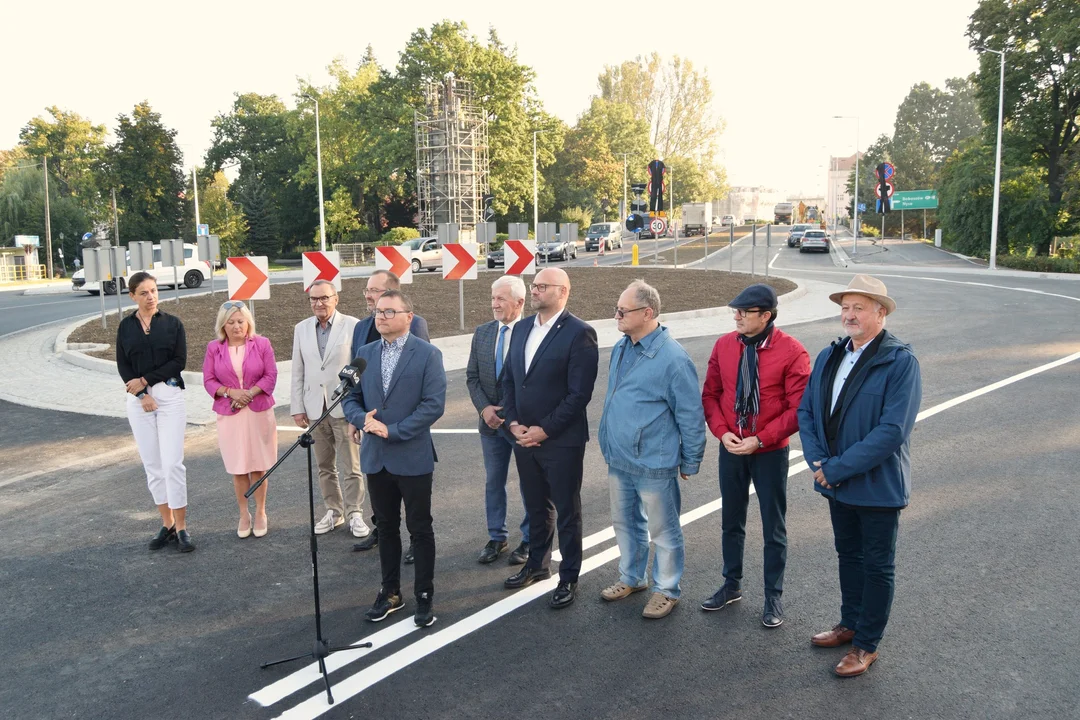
[
  {"xmin": 343, "ymin": 290, "xmax": 446, "ymax": 628},
  {"xmin": 501, "ymin": 267, "xmax": 599, "ymax": 609},
  {"xmin": 798, "ymin": 275, "xmax": 921, "ymax": 677}
]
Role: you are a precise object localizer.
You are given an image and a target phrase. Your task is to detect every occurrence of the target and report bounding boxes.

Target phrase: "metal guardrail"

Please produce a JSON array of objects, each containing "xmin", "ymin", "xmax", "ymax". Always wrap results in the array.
[{"xmin": 0, "ymin": 264, "xmax": 47, "ymax": 282}]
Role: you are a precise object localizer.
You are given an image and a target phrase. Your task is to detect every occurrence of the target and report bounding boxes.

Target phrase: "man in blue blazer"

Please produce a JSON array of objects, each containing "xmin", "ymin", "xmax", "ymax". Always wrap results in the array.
[
  {"xmin": 501, "ymin": 267, "xmax": 599, "ymax": 609},
  {"xmin": 342, "ymin": 290, "xmax": 446, "ymax": 628},
  {"xmin": 349, "ymin": 268, "xmax": 430, "ymax": 556}
]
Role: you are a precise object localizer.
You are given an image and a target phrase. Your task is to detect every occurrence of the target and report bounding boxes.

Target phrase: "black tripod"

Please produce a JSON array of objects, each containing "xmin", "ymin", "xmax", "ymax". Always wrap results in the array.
[{"xmin": 246, "ymin": 390, "xmax": 370, "ymax": 705}]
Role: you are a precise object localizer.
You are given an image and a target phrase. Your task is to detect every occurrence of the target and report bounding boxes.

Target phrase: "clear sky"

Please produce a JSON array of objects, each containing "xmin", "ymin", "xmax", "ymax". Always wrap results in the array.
[{"xmin": 3, "ymin": 0, "xmax": 982, "ymax": 200}]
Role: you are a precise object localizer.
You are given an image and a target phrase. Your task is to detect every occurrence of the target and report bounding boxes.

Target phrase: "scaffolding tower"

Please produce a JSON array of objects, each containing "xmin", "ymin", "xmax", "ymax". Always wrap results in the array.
[{"xmin": 414, "ymin": 74, "xmax": 490, "ymax": 237}]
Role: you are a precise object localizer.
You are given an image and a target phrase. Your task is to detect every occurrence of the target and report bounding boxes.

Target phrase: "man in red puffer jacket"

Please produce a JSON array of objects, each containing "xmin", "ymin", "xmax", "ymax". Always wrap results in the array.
[{"xmin": 700, "ymin": 284, "xmax": 810, "ymax": 629}]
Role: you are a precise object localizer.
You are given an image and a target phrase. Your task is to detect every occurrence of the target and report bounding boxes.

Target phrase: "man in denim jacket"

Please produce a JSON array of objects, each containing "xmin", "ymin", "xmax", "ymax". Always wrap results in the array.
[{"xmin": 598, "ymin": 280, "xmax": 706, "ymax": 619}]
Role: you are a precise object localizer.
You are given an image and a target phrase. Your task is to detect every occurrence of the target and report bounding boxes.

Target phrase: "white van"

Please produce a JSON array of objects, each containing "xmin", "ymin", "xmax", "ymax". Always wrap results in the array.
[
  {"xmin": 401, "ymin": 236, "xmax": 442, "ymax": 272},
  {"xmin": 72, "ymin": 242, "xmax": 212, "ymax": 295}
]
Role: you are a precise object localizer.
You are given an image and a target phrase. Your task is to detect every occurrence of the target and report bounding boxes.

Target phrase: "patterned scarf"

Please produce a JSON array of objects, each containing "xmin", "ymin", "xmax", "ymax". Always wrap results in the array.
[{"xmin": 735, "ymin": 323, "xmax": 774, "ymax": 434}]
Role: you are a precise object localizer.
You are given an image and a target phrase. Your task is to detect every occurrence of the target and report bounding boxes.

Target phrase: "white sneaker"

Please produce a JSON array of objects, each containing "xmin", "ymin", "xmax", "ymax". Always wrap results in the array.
[
  {"xmin": 314, "ymin": 510, "xmax": 343, "ymax": 535},
  {"xmin": 349, "ymin": 513, "xmax": 371, "ymax": 538}
]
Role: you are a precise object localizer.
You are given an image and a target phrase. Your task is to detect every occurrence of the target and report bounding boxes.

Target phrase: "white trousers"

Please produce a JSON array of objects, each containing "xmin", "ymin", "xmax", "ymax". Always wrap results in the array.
[{"xmin": 126, "ymin": 382, "xmax": 188, "ymax": 509}]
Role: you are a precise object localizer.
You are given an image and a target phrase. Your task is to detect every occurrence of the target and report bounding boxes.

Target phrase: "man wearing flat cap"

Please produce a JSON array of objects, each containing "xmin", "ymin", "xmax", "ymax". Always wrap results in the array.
[
  {"xmin": 797, "ymin": 274, "xmax": 922, "ymax": 677},
  {"xmin": 701, "ymin": 283, "xmax": 810, "ymax": 628}
]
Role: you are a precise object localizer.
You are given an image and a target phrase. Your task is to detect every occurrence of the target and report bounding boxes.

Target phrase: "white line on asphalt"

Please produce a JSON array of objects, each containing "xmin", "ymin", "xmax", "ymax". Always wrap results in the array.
[{"xmin": 253, "ymin": 352, "xmax": 1080, "ymax": 718}]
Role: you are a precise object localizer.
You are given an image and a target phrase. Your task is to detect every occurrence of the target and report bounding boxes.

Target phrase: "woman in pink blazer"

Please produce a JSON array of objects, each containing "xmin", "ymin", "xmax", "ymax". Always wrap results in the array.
[{"xmin": 203, "ymin": 301, "xmax": 278, "ymax": 538}]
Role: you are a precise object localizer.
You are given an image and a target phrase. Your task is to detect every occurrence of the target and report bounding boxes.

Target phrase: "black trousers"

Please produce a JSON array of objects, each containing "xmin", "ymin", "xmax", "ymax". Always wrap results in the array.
[
  {"xmin": 514, "ymin": 444, "xmax": 586, "ymax": 583},
  {"xmin": 367, "ymin": 469, "xmax": 434, "ymax": 599},
  {"xmin": 718, "ymin": 445, "xmax": 789, "ymax": 597}
]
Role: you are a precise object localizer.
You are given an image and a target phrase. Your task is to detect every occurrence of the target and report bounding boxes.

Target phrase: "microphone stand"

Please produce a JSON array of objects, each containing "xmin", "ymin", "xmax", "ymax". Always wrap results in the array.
[{"xmin": 245, "ymin": 386, "xmax": 369, "ymax": 705}]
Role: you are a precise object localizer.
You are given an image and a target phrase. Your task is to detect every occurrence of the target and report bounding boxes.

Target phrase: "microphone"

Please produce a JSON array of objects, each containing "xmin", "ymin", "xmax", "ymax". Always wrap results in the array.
[{"xmin": 330, "ymin": 357, "xmax": 367, "ymax": 401}]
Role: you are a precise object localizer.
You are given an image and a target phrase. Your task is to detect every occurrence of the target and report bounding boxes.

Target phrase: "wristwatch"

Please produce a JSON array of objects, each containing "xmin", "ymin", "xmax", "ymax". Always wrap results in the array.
[{"xmin": 757, "ymin": 437, "xmax": 764, "ymax": 449}]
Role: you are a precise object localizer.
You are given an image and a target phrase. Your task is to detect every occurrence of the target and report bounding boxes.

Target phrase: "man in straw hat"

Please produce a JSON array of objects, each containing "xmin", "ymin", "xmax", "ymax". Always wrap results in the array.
[{"xmin": 797, "ymin": 274, "xmax": 922, "ymax": 677}]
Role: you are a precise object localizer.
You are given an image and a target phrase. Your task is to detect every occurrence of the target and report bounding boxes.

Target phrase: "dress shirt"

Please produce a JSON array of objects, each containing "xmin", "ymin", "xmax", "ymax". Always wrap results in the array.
[
  {"xmin": 830, "ymin": 338, "xmax": 867, "ymax": 413},
  {"xmin": 524, "ymin": 312, "xmax": 560, "ymax": 373},
  {"xmin": 315, "ymin": 312, "xmax": 335, "ymax": 360},
  {"xmin": 381, "ymin": 333, "xmax": 410, "ymax": 393}
]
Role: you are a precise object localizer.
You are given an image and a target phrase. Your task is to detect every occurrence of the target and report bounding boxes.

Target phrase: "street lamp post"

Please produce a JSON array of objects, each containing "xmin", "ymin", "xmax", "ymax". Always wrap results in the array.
[
  {"xmin": 305, "ymin": 94, "xmax": 327, "ymax": 251},
  {"xmin": 533, "ymin": 130, "xmax": 543, "ymax": 241},
  {"xmin": 833, "ymin": 115, "xmax": 860, "ymax": 253},
  {"xmin": 979, "ymin": 46, "xmax": 1006, "ymax": 270}
]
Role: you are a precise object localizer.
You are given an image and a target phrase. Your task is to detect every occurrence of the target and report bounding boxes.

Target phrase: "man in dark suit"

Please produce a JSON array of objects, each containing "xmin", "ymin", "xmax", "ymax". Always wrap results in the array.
[
  {"xmin": 350, "ymin": 269, "xmax": 430, "ymax": 556},
  {"xmin": 342, "ymin": 290, "xmax": 446, "ymax": 628},
  {"xmin": 501, "ymin": 267, "xmax": 599, "ymax": 609},
  {"xmin": 466, "ymin": 275, "xmax": 531, "ymax": 565}
]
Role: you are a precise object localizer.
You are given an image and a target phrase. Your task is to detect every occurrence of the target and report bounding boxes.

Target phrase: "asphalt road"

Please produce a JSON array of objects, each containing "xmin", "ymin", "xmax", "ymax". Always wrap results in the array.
[{"xmin": 3, "ymin": 241, "xmax": 1080, "ymax": 719}]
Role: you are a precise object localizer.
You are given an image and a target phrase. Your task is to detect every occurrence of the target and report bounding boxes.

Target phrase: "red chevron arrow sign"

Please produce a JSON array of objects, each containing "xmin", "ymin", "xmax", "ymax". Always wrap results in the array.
[
  {"xmin": 375, "ymin": 246, "xmax": 413, "ymax": 283},
  {"xmin": 226, "ymin": 256, "xmax": 270, "ymax": 300},
  {"xmin": 504, "ymin": 240, "xmax": 536, "ymax": 275},
  {"xmin": 442, "ymin": 243, "xmax": 478, "ymax": 281},
  {"xmin": 302, "ymin": 250, "xmax": 341, "ymax": 291}
]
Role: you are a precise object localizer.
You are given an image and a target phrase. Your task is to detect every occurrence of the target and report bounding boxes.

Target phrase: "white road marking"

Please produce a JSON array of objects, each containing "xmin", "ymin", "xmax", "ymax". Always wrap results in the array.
[{"xmin": 256, "ymin": 347, "xmax": 1080, "ymax": 716}]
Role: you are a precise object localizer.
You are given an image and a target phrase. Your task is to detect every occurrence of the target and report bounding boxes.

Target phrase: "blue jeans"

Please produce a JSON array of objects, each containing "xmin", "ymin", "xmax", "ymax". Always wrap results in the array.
[
  {"xmin": 828, "ymin": 499, "xmax": 901, "ymax": 653},
  {"xmin": 608, "ymin": 468, "xmax": 684, "ymax": 599},
  {"xmin": 481, "ymin": 432, "xmax": 530, "ymax": 544}
]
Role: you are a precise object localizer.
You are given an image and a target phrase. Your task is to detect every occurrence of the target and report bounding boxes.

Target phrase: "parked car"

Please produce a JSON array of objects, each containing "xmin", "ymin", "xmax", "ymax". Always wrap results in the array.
[
  {"xmin": 538, "ymin": 234, "xmax": 577, "ymax": 261},
  {"xmin": 72, "ymin": 242, "xmax": 211, "ymax": 295},
  {"xmin": 720, "ymin": 214, "xmax": 736, "ymax": 228},
  {"xmin": 787, "ymin": 223, "xmax": 815, "ymax": 248},
  {"xmin": 585, "ymin": 223, "xmax": 624, "ymax": 252},
  {"xmin": 401, "ymin": 236, "xmax": 442, "ymax": 272},
  {"xmin": 799, "ymin": 229, "xmax": 830, "ymax": 253}
]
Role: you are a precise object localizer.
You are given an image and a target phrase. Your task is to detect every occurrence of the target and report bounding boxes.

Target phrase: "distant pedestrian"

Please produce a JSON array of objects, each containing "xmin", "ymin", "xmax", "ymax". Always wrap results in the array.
[
  {"xmin": 203, "ymin": 301, "xmax": 278, "ymax": 539},
  {"xmin": 116, "ymin": 272, "xmax": 192, "ymax": 553},
  {"xmin": 465, "ymin": 275, "xmax": 531, "ymax": 566},
  {"xmin": 798, "ymin": 274, "xmax": 921, "ymax": 677},
  {"xmin": 700, "ymin": 283, "xmax": 810, "ymax": 628},
  {"xmin": 598, "ymin": 280, "xmax": 705, "ymax": 619}
]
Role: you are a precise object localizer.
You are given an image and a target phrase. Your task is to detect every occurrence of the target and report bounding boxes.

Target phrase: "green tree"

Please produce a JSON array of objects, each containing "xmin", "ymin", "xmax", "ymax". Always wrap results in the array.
[
  {"xmin": 18, "ymin": 106, "xmax": 108, "ymax": 223},
  {"xmin": 968, "ymin": 0, "xmax": 1080, "ymax": 252},
  {"xmin": 598, "ymin": 53, "xmax": 724, "ymax": 163},
  {"xmin": 205, "ymin": 93, "xmax": 317, "ymax": 250},
  {"xmin": 107, "ymin": 102, "xmax": 185, "ymax": 242},
  {"xmin": 179, "ymin": 170, "xmax": 247, "ymax": 256},
  {"xmin": 0, "ymin": 165, "xmax": 93, "ymax": 264},
  {"xmin": 323, "ymin": 186, "xmax": 362, "ymax": 243},
  {"xmin": 235, "ymin": 178, "xmax": 280, "ymax": 258}
]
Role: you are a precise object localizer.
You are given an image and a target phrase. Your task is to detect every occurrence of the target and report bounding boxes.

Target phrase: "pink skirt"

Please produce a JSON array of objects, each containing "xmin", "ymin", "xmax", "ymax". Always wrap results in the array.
[{"xmin": 216, "ymin": 407, "xmax": 278, "ymax": 475}]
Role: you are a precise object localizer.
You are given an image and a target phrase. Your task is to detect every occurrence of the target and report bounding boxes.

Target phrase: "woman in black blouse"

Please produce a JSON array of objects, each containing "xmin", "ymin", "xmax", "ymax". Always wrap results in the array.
[{"xmin": 116, "ymin": 271, "xmax": 193, "ymax": 553}]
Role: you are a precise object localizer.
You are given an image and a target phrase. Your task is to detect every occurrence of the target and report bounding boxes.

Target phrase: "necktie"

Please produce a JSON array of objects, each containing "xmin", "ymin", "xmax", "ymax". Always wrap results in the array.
[{"xmin": 495, "ymin": 325, "xmax": 508, "ymax": 377}]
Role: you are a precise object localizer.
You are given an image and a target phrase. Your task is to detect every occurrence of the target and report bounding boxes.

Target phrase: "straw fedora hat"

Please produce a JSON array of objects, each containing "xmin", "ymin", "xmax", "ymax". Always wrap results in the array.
[{"xmin": 828, "ymin": 274, "xmax": 897, "ymax": 315}]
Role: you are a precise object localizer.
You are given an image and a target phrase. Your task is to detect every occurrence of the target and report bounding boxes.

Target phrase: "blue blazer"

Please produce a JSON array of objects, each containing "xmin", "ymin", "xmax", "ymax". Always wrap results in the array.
[
  {"xmin": 350, "ymin": 313, "xmax": 430, "ymax": 361},
  {"xmin": 502, "ymin": 310, "xmax": 599, "ymax": 448},
  {"xmin": 341, "ymin": 334, "xmax": 446, "ymax": 476}
]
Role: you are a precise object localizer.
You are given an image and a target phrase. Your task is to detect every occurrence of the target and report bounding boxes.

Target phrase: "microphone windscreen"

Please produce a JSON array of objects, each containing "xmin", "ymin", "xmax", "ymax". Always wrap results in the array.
[{"xmin": 352, "ymin": 357, "xmax": 367, "ymax": 374}]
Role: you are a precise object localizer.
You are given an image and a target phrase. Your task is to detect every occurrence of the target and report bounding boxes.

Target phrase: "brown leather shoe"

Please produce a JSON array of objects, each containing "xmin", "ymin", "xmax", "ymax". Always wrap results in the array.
[
  {"xmin": 834, "ymin": 647, "xmax": 879, "ymax": 677},
  {"xmin": 811, "ymin": 624, "xmax": 856, "ymax": 648}
]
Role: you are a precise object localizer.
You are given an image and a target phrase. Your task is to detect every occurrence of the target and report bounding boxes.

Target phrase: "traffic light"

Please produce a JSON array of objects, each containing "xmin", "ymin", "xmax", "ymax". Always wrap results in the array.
[
  {"xmin": 876, "ymin": 164, "xmax": 891, "ymax": 213},
  {"xmin": 625, "ymin": 213, "xmax": 645, "ymax": 233},
  {"xmin": 482, "ymin": 194, "xmax": 495, "ymax": 222},
  {"xmin": 647, "ymin": 160, "xmax": 666, "ymax": 212}
]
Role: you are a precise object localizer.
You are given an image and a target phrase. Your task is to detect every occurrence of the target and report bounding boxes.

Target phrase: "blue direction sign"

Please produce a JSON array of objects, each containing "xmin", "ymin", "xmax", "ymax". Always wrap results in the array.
[{"xmin": 858, "ymin": 202, "xmax": 867, "ymax": 213}]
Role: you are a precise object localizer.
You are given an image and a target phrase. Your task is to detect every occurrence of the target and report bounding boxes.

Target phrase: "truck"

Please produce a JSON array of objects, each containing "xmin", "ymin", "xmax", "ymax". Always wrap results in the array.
[
  {"xmin": 774, "ymin": 202, "xmax": 794, "ymax": 225},
  {"xmin": 680, "ymin": 202, "xmax": 709, "ymax": 235}
]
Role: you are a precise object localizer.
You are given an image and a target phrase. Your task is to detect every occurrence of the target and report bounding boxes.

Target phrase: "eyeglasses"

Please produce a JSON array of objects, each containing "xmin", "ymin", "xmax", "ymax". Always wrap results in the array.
[
  {"xmin": 730, "ymin": 308, "xmax": 766, "ymax": 318},
  {"xmin": 614, "ymin": 306, "xmax": 648, "ymax": 319},
  {"xmin": 222, "ymin": 301, "xmax": 245, "ymax": 310},
  {"xmin": 530, "ymin": 283, "xmax": 564, "ymax": 293},
  {"xmin": 374, "ymin": 308, "xmax": 407, "ymax": 319},
  {"xmin": 364, "ymin": 287, "xmax": 387, "ymax": 296},
  {"xmin": 309, "ymin": 295, "xmax": 336, "ymax": 304}
]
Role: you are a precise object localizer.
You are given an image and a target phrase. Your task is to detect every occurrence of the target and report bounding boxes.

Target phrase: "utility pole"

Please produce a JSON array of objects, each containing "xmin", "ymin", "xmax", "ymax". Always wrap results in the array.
[
  {"xmin": 112, "ymin": 189, "xmax": 120, "ymax": 247},
  {"xmin": 43, "ymin": 156, "xmax": 54, "ymax": 278},
  {"xmin": 193, "ymin": 167, "xmax": 201, "ymax": 236}
]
